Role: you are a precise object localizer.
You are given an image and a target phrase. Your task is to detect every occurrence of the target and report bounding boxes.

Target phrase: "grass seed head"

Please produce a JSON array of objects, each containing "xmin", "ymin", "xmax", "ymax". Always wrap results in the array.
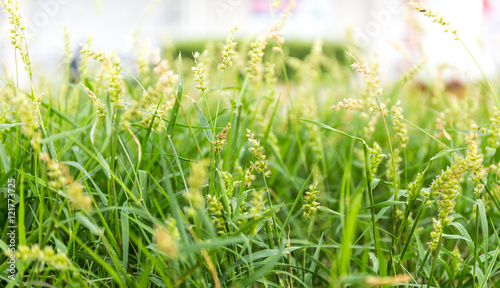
[
  {"xmin": 185, "ymin": 160, "xmax": 208, "ymax": 215},
  {"xmin": 154, "ymin": 226, "xmax": 178, "ymax": 259},
  {"xmin": 302, "ymin": 175, "xmax": 320, "ymax": 221},
  {"xmin": 346, "ymin": 52, "xmax": 370, "ymax": 79},
  {"xmin": 391, "ymin": 103, "xmax": 409, "ymax": 149},
  {"xmin": 67, "ymin": 182, "xmax": 93, "ymax": 213},
  {"xmin": 218, "ymin": 25, "xmax": 238, "ymax": 70},
  {"xmin": 369, "ymin": 142, "xmax": 385, "ymax": 179},
  {"xmin": 192, "ymin": 51, "xmax": 208, "ymax": 92},
  {"xmin": 2, "ymin": 0, "xmax": 32, "ymax": 77},
  {"xmin": 364, "ymin": 275, "xmax": 411, "ymax": 287},
  {"xmin": 246, "ymin": 129, "xmax": 271, "ymax": 177},
  {"xmin": 244, "ymin": 163, "xmax": 256, "ymax": 188},
  {"xmin": 207, "ymin": 194, "xmax": 226, "ymax": 234},
  {"xmin": 63, "ymin": 25, "xmax": 72, "ymax": 65},
  {"xmin": 215, "ymin": 123, "xmax": 231, "ymax": 152},
  {"xmin": 220, "ymin": 170, "xmax": 241, "ymax": 197},
  {"xmin": 81, "ymin": 83, "xmax": 106, "ymax": 118},
  {"xmin": 15, "ymin": 245, "xmax": 70, "ymax": 269}
]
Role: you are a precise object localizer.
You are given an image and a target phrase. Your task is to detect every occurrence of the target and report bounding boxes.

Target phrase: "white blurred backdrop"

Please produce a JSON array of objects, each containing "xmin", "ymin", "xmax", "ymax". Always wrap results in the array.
[{"xmin": 0, "ymin": 0, "xmax": 499, "ymax": 81}]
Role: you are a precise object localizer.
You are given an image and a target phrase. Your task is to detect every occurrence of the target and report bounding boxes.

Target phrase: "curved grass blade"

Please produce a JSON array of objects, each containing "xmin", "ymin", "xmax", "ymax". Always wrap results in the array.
[
  {"xmin": 167, "ymin": 52, "xmax": 183, "ymax": 136},
  {"xmin": 193, "ymin": 101, "xmax": 213, "ymax": 141}
]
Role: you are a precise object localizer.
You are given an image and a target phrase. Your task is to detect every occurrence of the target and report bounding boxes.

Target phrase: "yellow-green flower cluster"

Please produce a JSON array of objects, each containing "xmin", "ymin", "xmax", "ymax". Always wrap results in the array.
[
  {"xmin": 207, "ymin": 194, "xmax": 225, "ymax": 234},
  {"xmin": 346, "ymin": 52, "xmax": 370, "ymax": 79},
  {"xmin": 434, "ymin": 112, "xmax": 449, "ymax": 140},
  {"xmin": 250, "ymin": 189, "xmax": 265, "ymax": 217},
  {"xmin": 331, "ymin": 98, "xmax": 364, "ymax": 111},
  {"xmin": 137, "ymin": 40, "xmax": 150, "ymax": 78},
  {"xmin": 106, "ymin": 61, "xmax": 124, "ymax": 106},
  {"xmin": 40, "ymin": 153, "xmax": 67, "ymax": 191},
  {"xmin": 81, "ymin": 83, "xmax": 106, "ymax": 118},
  {"xmin": 488, "ymin": 107, "xmax": 500, "ymax": 147},
  {"xmin": 192, "ymin": 52, "xmax": 208, "ymax": 92},
  {"xmin": 79, "ymin": 35, "xmax": 93, "ymax": 79},
  {"xmin": 368, "ymin": 100, "xmax": 388, "ymax": 116},
  {"xmin": 80, "ymin": 45, "xmax": 124, "ymax": 107},
  {"xmin": 427, "ymin": 157, "xmax": 467, "ymax": 250},
  {"xmin": 218, "ymin": 25, "xmax": 238, "ymax": 70},
  {"xmin": 139, "ymin": 49, "xmax": 177, "ymax": 131},
  {"xmin": 345, "ymin": 53, "xmax": 390, "ymax": 121},
  {"xmin": 386, "ymin": 148, "xmax": 402, "ymax": 184},
  {"xmin": 12, "ymin": 92, "xmax": 38, "ymax": 141},
  {"xmin": 185, "ymin": 161, "xmax": 208, "ymax": 215},
  {"xmin": 268, "ymin": 1, "xmax": 294, "ymax": 44},
  {"xmin": 407, "ymin": 172, "xmax": 425, "ymax": 206},
  {"xmin": 80, "ymin": 44, "xmax": 120, "ymax": 67},
  {"xmin": 244, "ymin": 164, "xmax": 256, "ymax": 188},
  {"xmin": 63, "ymin": 26, "xmax": 72, "ymax": 66},
  {"xmin": 220, "ymin": 170, "xmax": 240, "ymax": 197},
  {"xmin": 363, "ymin": 56, "xmax": 381, "ymax": 101},
  {"xmin": 214, "ymin": 123, "xmax": 231, "ymax": 153},
  {"xmin": 2, "ymin": 0, "xmax": 32, "ymax": 77},
  {"xmin": 246, "ymin": 129, "xmax": 271, "ymax": 177},
  {"xmin": 246, "ymin": 3, "xmax": 293, "ymax": 79},
  {"xmin": 141, "ymin": 105, "xmax": 165, "ymax": 131},
  {"xmin": 247, "ymin": 33, "xmax": 268, "ymax": 79},
  {"xmin": 391, "ymin": 102, "xmax": 409, "ymax": 149},
  {"xmin": 246, "ymin": 1, "xmax": 296, "ymax": 78},
  {"xmin": 166, "ymin": 217, "xmax": 180, "ymax": 239},
  {"xmin": 238, "ymin": 200, "xmax": 249, "ymax": 227},
  {"xmin": 67, "ymin": 182, "xmax": 93, "ymax": 213},
  {"xmin": 14, "ymin": 245, "xmax": 70, "ymax": 269},
  {"xmin": 302, "ymin": 176, "xmax": 320, "ymax": 220},
  {"xmin": 428, "ymin": 218, "xmax": 443, "ymax": 251},
  {"xmin": 0, "ymin": 88, "xmax": 13, "ymax": 126},
  {"xmin": 465, "ymin": 133, "xmax": 487, "ymax": 193},
  {"xmin": 408, "ymin": 1, "xmax": 457, "ymax": 37},
  {"xmin": 369, "ymin": 142, "xmax": 385, "ymax": 179},
  {"xmin": 272, "ymin": 0, "xmax": 281, "ymax": 9},
  {"xmin": 264, "ymin": 62, "xmax": 277, "ymax": 100},
  {"xmin": 408, "ymin": 1, "xmax": 450, "ymax": 26},
  {"xmin": 267, "ymin": 21, "xmax": 285, "ymax": 45},
  {"xmin": 451, "ymin": 247, "xmax": 462, "ymax": 274},
  {"xmin": 154, "ymin": 225, "xmax": 178, "ymax": 259},
  {"xmin": 403, "ymin": 57, "xmax": 427, "ymax": 82}
]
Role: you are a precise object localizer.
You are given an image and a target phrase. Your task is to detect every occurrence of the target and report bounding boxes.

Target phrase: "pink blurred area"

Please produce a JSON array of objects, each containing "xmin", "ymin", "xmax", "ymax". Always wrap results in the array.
[{"xmin": 251, "ymin": 0, "xmax": 297, "ymax": 13}]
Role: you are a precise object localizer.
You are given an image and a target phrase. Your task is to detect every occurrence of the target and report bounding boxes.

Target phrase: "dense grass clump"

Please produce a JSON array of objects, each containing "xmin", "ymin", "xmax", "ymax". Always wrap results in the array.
[{"xmin": 1, "ymin": 1, "xmax": 500, "ymax": 287}]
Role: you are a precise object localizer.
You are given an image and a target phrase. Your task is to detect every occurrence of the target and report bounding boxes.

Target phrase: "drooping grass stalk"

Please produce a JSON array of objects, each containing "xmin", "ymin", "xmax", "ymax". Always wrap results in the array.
[{"xmin": 453, "ymin": 33, "xmax": 499, "ymax": 108}]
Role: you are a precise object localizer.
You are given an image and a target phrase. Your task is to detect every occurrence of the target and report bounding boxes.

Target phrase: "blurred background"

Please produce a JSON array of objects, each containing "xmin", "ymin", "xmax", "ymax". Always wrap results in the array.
[{"xmin": 1, "ymin": 0, "xmax": 499, "ymax": 80}]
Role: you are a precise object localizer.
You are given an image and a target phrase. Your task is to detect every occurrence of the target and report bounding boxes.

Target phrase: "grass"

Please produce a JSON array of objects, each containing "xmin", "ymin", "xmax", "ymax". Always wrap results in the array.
[{"xmin": 1, "ymin": 1, "xmax": 500, "ymax": 287}]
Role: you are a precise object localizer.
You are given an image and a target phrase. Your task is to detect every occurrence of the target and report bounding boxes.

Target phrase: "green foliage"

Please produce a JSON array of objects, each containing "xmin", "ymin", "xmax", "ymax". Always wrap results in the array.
[{"xmin": 1, "ymin": 2, "xmax": 500, "ymax": 288}]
